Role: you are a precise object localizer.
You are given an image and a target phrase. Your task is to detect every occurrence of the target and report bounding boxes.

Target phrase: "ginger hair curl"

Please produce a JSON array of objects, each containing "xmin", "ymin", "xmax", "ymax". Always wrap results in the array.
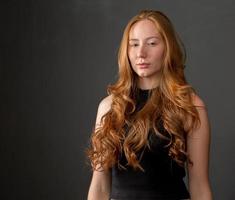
[{"xmin": 87, "ymin": 10, "xmax": 200, "ymax": 171}]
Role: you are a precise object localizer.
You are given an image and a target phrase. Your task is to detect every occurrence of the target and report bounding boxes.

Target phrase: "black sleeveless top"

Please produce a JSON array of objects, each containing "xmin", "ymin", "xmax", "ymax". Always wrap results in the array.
[{"xmin": 110, "ymin": 88, "xmax": 190, "ymax": 200}]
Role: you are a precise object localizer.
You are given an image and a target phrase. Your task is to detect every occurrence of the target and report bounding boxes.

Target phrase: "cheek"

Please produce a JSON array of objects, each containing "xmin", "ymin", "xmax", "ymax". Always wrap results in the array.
[
  {"xmin": 128, "ymin": 53, "xmax": 138, "ymax": 72},
  {"xmin": 151, "ymin": 48, "xmax": 165, "ymax": 61},
  {"xmin": 128, "ymin": 51, "xmax": 135, "ymax": 64}
]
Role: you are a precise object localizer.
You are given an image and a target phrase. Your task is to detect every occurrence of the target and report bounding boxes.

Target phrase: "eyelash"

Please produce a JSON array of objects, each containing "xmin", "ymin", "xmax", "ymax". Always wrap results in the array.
[
  {"xmin": 130, "ymin": 43, "xmax": 139, "ymax": 47},
  {"xmin": 148, "ymin": 42, "xmax": 156, "ymax": 46},
  {"xmin": 129, "ymin": 42, "xmax": 157, "ymax": 47}
]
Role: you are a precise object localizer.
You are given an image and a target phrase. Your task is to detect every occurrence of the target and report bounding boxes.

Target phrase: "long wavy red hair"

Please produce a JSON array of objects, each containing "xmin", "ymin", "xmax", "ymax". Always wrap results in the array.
[{"xmin": 87, "ymin": 10, "xmax": 200, "ymax": 171}]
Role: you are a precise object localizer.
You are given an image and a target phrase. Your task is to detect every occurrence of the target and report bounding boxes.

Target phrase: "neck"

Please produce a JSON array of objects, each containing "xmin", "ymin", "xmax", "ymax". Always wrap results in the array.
[{"xmin": 137, "ymin": 76, "xmax": 161, "ymax": 90}]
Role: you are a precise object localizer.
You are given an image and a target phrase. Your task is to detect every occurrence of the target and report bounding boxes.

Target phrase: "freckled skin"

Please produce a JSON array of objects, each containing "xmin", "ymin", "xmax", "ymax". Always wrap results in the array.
[{"xmin": 128, "ymin": 19, "xmax": 165, "ymax": 89}]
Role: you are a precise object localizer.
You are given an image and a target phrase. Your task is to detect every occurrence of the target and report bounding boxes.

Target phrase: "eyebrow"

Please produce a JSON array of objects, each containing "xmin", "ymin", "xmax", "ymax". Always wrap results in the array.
[{"xmin": 129, "ymin": 36, "xmax": 161, "ymax": 41}]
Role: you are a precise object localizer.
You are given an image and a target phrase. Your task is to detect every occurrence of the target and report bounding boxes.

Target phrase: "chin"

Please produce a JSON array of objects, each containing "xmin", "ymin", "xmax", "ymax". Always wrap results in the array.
[
  {"xmin": 137, "ymin": 71, "xmax": 147, "ymax": 77},
  {"xmin": 139, "ymin": 73, "xmax": 151, "ymax": 78}
]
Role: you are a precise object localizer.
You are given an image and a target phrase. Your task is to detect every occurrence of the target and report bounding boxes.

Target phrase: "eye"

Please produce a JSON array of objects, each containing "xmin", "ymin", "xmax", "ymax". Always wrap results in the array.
[
  {"xmin": 129, "ymin": 43, "xmax": 139, "ymax": 47},
  {"xmin": 148, "ymin": 41, "xmax": 157, "ymax": 46}
]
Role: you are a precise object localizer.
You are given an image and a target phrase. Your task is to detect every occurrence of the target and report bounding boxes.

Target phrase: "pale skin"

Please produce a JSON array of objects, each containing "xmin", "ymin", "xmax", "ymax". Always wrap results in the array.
[
  {"xmin": 87, "ymin": 95, "xmax": 112, "ymax": 200},
  {"xmin": 88, "ymin": 19, "xmax": 213, "ymax": 200},
  {"xmin": 128, "ymin": 19, "xmax": 165, "ymax": 90}
]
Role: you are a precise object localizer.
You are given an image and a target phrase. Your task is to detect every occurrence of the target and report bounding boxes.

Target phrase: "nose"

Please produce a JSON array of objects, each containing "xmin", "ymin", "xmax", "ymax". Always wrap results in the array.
[{"xmin": 137, "ymin": 44, "xmax": 147, "ymax": 58}]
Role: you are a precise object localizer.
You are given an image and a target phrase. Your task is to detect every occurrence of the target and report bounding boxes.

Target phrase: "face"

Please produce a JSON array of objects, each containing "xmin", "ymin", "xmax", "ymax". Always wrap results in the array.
[{"xmin": 128, "ymin": 19, "xmax": 165, "ymax": 88}]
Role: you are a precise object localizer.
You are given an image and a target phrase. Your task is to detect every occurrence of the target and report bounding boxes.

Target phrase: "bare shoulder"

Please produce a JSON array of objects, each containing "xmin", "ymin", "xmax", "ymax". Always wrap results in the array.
[
  {"xmin": 191, "ymin": 93, "xmax": 209, "ymax": 125},
  {"xmin": 189, "ymin": 93, "xmax": 210, "ymax": 134},
  {"xmin": 98, "ymin": 94, "xmax": 113, "ymax": 113},
  {"xmin": 191, "ymin": 93, "xmax": 206, "ymax": 108},
  {"xmin": 185, "ymin": 93, "xmax": 208, "ymax": 132},
  {"xmin": 95, "ymin": 94, "xmax": 113, "ymax": 127}
]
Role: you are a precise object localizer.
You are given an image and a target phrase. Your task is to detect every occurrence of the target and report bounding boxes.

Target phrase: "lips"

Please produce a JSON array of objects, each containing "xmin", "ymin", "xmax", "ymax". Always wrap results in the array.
[{"xmin": 136, "ymin": 63, "xmax": 150, "ymax": 68}]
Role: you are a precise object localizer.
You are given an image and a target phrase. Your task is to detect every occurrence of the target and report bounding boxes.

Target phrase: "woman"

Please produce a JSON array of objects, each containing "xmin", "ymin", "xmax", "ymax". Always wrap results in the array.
[{"xmin": 87, "ymin": 10, "xmax": 213, "ymax": 200}]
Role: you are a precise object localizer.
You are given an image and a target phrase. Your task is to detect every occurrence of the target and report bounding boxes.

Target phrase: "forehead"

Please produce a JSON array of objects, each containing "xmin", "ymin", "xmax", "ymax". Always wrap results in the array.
[{"xmin": 129, "ymin": 19, "xmax": 161, "ymax": 39}]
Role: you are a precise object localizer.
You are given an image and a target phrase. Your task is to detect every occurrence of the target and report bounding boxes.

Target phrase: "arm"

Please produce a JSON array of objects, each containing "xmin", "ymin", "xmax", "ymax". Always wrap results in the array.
[
  {"xmin": 87, "ymin": 95, "xmax": 113, "ymax": 200},
  {"xmin": 186, "ymin": 94, "xmax": 213, "ymax": 200},
  {"xmin": 87, "ymin": 169, "xmax": 111, "ymax": 200}
]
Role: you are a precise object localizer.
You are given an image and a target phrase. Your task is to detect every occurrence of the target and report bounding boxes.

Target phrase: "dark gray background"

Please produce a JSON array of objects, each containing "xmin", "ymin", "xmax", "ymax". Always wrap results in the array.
[{"xmin": 1, "ymin": 0, "xmax": 234, "ymax": 199}]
